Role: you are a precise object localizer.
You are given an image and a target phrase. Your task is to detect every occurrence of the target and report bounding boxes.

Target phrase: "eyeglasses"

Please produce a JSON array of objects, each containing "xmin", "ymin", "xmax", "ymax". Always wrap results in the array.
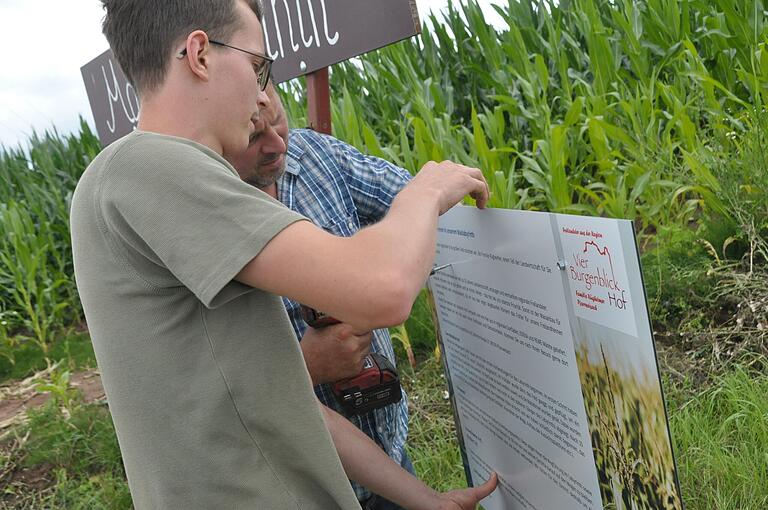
[{"xmin": 177, "ymin": 39, "xmax": 273, "ymax": 91}]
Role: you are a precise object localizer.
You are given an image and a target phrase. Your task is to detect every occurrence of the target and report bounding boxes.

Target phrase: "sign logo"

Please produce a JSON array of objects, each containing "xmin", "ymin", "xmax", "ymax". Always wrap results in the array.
[{"xmin": 558, "ymin": 219, "xmax": 637, "ymax": 337}]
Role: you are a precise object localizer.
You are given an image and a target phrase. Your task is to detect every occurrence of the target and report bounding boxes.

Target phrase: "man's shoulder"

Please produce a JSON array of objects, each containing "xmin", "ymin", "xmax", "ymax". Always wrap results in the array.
[
  {"xmin": 288, "ymin": 128, "xmax": 361, "ymax": 155},
  {"xmin": 287, "ymin": 128, "xmax": 334, "ymax": 157},
  {"xmin": 72, "ymin": 131, "xmax": 243, "ymax": 228},
  {"xmin": 85, "ymin": 131, "xmax": 235, "ymax": 187},
  {"xmin": 115, "ymin": 131, "xmax": 230, "ymax": 167},
  {"xmin": 285, "ymin": 129, "xmax": 340, "ymax": 174}
]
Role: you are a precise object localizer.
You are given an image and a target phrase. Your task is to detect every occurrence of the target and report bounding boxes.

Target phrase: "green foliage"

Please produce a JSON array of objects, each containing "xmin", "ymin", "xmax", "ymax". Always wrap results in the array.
[
  {"xmin": 279, "ymin": 0, "xmax": 768, "ymax": 233},
  {"xmin": 695, "ymin": 109, "xmax": 768, "ymax": 263},
  {"xmin": 33, "ymin": 363, "xmax": 79, "ymax": 412},
  {"xmin": 20, "ymin": 401, "xmax": 123, "ymax": 482},
  {"xmin": 399, "ymin": 290, "xmax": 439, "ymax": 355},
  {"xmin": 0, "ymin": 334, "xmax": 95, "ymax": 386},
  {"xmin": 2, "ymin": 392, "xmax": 129, "ymax": 509},
  {"xmin": 400, "ymin": 357, "xmax": 467, "ymax": 492},
  {"xmin": 44, "ymin": 470, "xmax": 132, "ymax": 510},
  {"xmin": 669, "ymin": 361, "xmax": 768, "ymax": 510},
  {"xmin": 0, "ymin": 120, "xmax": 99, "ymax": 360},
  {"xmin": 640, "ymin": 226, "xmax": 716, "ymax": 330}
]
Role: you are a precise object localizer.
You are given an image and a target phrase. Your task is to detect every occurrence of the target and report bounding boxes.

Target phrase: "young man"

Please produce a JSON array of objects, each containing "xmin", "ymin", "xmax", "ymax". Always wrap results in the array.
[
  {"xmin": 70, "ymin": 1, "xmax": 495, "ymax": 508},
  {"xmin": 228, "ymin": 84, "xmax": 414, "ymax": 509}
]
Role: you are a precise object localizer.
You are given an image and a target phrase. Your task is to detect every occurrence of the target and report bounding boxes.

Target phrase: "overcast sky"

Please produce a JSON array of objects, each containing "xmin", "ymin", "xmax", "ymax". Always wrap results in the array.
[{"xmin": 0, "ymin": 1, "xmax": 505, "ymax": 150}]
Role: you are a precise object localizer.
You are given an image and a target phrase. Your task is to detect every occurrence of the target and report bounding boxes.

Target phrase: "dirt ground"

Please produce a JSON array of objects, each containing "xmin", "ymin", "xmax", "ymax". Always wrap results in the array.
[
  {"xmin": 0, "ymin": 367, "xmax": 107, "ymax": 507},
  {"xmin": 0, "ymin": 368, "xmax": 105, "ymax": 433}
]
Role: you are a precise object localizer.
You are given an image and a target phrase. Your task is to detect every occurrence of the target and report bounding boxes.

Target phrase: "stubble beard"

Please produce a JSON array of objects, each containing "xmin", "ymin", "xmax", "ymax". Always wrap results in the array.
[{"xmin": 245, "ymin": 158, "xmax": 286, "ymax": 189}]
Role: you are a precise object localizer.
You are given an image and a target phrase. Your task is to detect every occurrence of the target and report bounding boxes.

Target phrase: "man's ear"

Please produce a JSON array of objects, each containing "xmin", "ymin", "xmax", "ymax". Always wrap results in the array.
[{"xmin": 178, "ymin": 30, "xmax": 212, "ymax": 81}]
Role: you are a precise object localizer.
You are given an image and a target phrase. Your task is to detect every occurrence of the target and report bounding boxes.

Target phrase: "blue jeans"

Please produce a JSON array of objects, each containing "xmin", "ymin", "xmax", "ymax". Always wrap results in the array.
[{"xmin": 362, "ymin": 453, "xmax": 416, "ymax": 510}]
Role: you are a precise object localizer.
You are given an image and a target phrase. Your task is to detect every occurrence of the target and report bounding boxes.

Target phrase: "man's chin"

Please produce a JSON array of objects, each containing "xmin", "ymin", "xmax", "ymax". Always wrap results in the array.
[{"xmin": 246, "ymin": 169, "xmax": 285, "ymax": 189}]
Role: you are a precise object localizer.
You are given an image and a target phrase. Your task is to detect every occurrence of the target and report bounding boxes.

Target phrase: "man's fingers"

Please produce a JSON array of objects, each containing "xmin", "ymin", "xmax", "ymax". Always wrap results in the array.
[
  {"xmin": 412, "ymin": 159, "xmax": 490, "ymax": 213},
  {"xmin": 464, "ymin": 166, "xmax": 489, "ymax": 209},
  {"xmin": 468, "ymin": 176, "xmax": 489, "ymax": 209},
  {"xmin": 453, "ymin": 164, "xmax": 488, "ymax": 210},
  {"xmin": 442, "ymin": 472, "xmax": 498, "ymax": 510}
]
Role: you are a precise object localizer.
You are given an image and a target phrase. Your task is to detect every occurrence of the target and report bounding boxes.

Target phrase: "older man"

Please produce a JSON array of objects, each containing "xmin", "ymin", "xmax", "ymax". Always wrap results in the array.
[
  {"xmin": 71, "ymin": 0, "xmax": 495, "ymax": 508},
  {"xmin": 229, "ymin": 84, "xmax": 413, "ymax": 509}
]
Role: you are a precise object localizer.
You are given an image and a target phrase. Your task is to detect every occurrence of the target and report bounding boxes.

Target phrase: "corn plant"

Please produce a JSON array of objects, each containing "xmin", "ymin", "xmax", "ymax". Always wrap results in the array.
[
  {"xmin": 301, "ymin": 0, "xmax": 768, "ymax": 234},
  {"xmin": 0, "ymin": 120, "xmax": 98, "ymax": 358}
]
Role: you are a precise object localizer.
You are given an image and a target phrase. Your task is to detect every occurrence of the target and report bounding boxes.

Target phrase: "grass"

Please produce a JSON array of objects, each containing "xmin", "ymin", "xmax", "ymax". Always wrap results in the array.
[
  {"xmin": 0, "ymin": 333, "xmax": 95, "ymax": 386},
  {"xmin": 1, "ymin": 399, "xmax": 130, "ymax": 510},
  {"xmin": 668, "ymin": 361, "xmax": 768, "ymax": 510},
  {"xmin": 401, "ymin": 357, "xmax": 466, "ymax": 492},
  {"xmin": 1, "ymin": 333, "xmax": 768, "ymax": 509}
]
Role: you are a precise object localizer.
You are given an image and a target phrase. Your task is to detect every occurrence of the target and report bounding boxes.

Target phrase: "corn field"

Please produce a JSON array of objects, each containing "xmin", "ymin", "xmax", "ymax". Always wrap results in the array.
[
  {"xmin": 0, "ymin": 122, "xmax": 100, "ymax": 361},
  {"xmin": 1, "ymin": 0, "xmax": 767, "ymax": 359},
  {"xmin": 285, "ymin": 0, "xmax": 766, "ymax": 236}
]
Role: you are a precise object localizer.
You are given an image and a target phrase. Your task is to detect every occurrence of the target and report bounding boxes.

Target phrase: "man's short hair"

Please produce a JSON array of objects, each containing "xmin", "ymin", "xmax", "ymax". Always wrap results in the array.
[{"xmin": 101, "ymin": 0, "xmax": 263, "ymax": 96}]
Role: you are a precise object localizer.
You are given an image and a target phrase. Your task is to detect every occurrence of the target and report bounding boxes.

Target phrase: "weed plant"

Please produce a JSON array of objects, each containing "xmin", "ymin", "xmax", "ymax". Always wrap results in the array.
[
  {"xmin": 698, "ymin": 108, "xmax": 768, "ymax": 264},
  {"xmin": 639, "ymin": 108, "xmax": 768, "ymax": 369},
  {"xmin": 1, "ymin": 396, "xmax": 129, "ymax": 509},
  {"xmin": 668, "ymin": 360, "xmax": 768, "ymax": 510},
  {"xmin": 400, "ymin": 357, "xmax": 467, "ymax": 492}
]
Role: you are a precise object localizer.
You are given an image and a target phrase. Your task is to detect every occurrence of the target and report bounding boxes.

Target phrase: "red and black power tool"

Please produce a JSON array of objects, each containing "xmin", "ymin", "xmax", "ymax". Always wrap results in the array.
[{"xmin": 301, "ymin": 305, "xmax": 402, "ymax": 416}]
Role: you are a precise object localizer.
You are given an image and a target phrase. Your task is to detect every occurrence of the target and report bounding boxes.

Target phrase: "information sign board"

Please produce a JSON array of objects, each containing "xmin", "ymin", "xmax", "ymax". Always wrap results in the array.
[{"xmin": 429, "ymin": 207, "xmax": 684, "ymax": 510}]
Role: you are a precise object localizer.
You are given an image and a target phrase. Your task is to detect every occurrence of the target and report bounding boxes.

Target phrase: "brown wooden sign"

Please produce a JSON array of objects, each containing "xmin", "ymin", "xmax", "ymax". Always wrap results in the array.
[
  {"xmin": 81, "ymin": 51, "xmax": 140, "ymax": 147},
  {"xmin": 265, "ymin": 0, "xmax": 420, "ymax": 82},
  {"xmin": 81, "ymin": 0, "xmax": 420, "ymax": 146}
]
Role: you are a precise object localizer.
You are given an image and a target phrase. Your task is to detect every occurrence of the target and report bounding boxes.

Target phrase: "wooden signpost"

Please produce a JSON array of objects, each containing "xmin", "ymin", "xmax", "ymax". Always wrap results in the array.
[{"xmin": 82, "ymin": 0, "xmax": 421, "ymax": 145}]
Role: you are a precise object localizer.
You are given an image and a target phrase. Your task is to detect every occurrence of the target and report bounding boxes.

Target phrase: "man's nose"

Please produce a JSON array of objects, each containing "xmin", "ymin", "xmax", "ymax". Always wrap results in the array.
[
  {"xmin": 262, "ymin": 128, "xmax": 287, "ymax": 154},
  {"xmin": 255, "ymin": 88, "xmax": 270, "ymax": 113}
]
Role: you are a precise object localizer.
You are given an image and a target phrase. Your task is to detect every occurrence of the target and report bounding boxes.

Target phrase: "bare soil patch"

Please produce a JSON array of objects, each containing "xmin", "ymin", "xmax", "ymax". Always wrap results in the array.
[{"xmin": 0, "ymin": 368, "xmax": 105, "ymax": 434}]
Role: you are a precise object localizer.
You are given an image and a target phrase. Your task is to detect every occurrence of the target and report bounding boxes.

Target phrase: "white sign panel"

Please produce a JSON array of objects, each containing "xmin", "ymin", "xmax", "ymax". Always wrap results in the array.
[{"xmin": 430, "ymin": 206, "xmax": 682, "ymax": 510}]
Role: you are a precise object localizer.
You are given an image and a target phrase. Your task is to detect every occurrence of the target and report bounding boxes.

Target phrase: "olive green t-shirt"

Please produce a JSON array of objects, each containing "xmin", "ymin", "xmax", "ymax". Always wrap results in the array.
[{"xmin": 70, "ymin": 131, "xmax": 361, "ymax": 510}]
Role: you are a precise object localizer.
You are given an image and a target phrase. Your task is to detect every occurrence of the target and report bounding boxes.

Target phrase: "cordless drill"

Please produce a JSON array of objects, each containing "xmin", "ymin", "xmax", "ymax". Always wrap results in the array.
[{"xmin": 300, "ymin": 305, "xmax": 402, "ymax": 416}]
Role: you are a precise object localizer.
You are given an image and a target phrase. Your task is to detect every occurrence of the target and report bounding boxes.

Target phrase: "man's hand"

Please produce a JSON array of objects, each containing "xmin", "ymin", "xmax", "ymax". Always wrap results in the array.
[
  {"xmin": 320, "ymin": 401, "xmax": 498, "ymax": 510},
  {"xmin": 301, "ymin": 323, "xmax": 373, "ymax": 385},
  {"xmin": 407, "ymin": 160, "xmax": 490, "ymax": 214},
  {"xmin": 434, "ymin": 473, "xmax": 498, "ymax": 510}
]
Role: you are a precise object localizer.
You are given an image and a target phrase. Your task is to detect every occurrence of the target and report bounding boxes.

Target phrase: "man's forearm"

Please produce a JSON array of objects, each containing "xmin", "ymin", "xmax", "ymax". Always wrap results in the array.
[
  {"xmin": 235, "ymin": 161, "xmax": 487, "ymax": 331},
  {"xmin": 319, "ymin": 403, "xmax": 440, "ymax": 510},
  {"xmin": 348, "ymin": 185, "xmax": 441, "ymax": 316}
]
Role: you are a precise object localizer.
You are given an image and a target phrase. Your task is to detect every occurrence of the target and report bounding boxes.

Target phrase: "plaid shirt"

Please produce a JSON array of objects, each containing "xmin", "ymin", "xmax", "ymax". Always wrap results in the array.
[{"xmin": 277, "ymin": 128, "xmax": 412, "ymax": 502}]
